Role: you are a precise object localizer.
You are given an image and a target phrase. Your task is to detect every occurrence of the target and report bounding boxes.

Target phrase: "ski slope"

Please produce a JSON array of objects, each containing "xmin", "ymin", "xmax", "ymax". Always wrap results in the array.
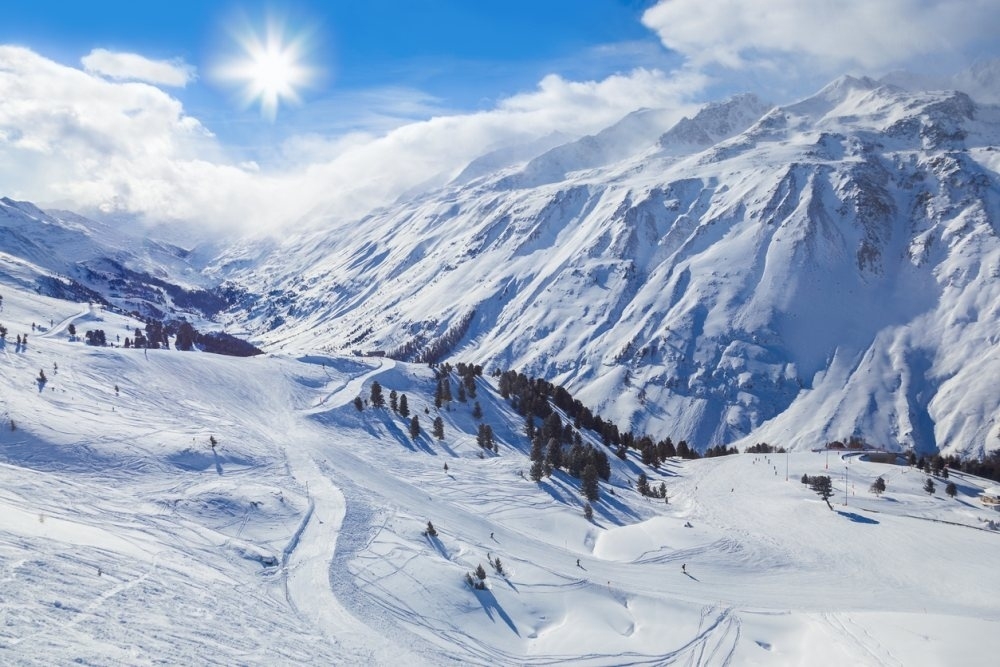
[{"xmin": 1, "ymin": 280, "xmax": 999, "ymax": 665}]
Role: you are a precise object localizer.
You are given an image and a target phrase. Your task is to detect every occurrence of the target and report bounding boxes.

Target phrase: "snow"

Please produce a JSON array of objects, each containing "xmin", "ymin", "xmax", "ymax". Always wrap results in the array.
[
  {"xmin": 207, "ymin": 77, "xmax": 1000, "ymax": 458},
  {"xmin": 2, "ymin": 270, "xmax": 1000, "ymax": 665}
]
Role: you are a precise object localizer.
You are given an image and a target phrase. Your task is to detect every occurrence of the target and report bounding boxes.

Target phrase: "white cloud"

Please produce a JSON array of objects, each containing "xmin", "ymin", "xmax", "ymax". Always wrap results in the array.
[
  {"xmin": 82, "ymin": 48, "xmax": 195, "ymax": 87},
  {"xmin": 642, "ymin": 0, "xmax": 1000, "ymax": 75},
  {"xmin": 0, "ymin": 45, "xmax": 705, "ymax": 235}
]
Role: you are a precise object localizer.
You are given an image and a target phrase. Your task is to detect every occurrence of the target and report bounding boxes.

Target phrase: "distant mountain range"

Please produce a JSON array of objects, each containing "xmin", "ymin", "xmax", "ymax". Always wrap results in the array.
[{"xmin": 4, "ymin": 73, "xmax": 1000, "ymax": 458}]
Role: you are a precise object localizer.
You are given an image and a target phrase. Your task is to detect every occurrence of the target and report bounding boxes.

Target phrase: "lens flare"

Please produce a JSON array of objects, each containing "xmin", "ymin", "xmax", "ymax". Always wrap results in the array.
[{"xmin": 216, "ymin": 14, "xmax": 317, "ymax": 121}]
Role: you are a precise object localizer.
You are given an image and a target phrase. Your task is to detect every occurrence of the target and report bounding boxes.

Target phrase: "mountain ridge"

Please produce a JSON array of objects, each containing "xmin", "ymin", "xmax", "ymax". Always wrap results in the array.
[{"xmin": 4, "ymin": 75, "xmax": 1000, "ymax": 458}]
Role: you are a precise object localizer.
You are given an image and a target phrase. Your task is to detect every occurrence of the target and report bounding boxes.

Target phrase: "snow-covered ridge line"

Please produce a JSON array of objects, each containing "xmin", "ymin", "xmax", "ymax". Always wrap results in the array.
[{"xmin": 213, "ymin": 76, "xmax": 1000, "ymax": 458}]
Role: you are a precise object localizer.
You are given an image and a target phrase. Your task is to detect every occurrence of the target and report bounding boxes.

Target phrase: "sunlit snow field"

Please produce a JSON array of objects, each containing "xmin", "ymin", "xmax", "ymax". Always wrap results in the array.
[{"xmin": 1, "ymin": 277, "xmax": 999, "ymax": 665}]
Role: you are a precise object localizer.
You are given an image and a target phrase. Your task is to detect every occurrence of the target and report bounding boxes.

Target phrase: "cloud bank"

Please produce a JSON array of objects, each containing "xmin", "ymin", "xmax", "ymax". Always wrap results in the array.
[
  {"xmin": 0, "ymin": 45, "xmax": 703, "ymax": 234},
  {"xmin": 8, "ymin": 2, "xmax": 995, "ymax": 236},
  {"xmin": 82, "ymin": 48, "xmax": 195, "ymax": 87},
  {"xmin": 642, "ymin": 0, "xmax": 1000, "ymax": 75}
]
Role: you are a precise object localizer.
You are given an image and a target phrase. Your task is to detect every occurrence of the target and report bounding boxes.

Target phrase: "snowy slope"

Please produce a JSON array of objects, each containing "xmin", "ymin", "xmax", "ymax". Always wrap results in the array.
[
  {"xmin": 2, "ymin": 276, "xmax": 1000, "ymax": 665},
  {"xmin": 213, "ymin": 77, "xmax": 1000, "ymax": 458},
  {"xmin": 0, "ymin": 197, "xmax": 225, "ymax": 321}
]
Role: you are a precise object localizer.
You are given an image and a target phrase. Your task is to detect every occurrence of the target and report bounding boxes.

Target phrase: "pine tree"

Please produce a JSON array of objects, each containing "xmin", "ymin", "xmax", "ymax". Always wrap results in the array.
[
  {"xmin": 545, "ymin": 437, "xmax": 563, "ymax": 469},
  {"xmin": 924, "ymin": 478, "xmax": 936, "ymax": 495},
  {"xmin": 581, "ymin": 463, "xmax": 600, "ymax": 502},
  {"xmin": 636, "ymin": 472, "xmax": 650, "ymax": 496},
  {"xmin": 472, "ymin": 401, "xmax": 483, "ymax": 420},
  {"xmin": 389, "ymin": 389, "xmax": 398, "ymax": 413},
  {"xmin": 432, "ymin": 416, "xmax": 445, "ymax": 439},
  {"xmin": 409, "ymin": 415, "xmax": 421, "ymax": 439},
  {"xmin": 353, "ymin": 396, "xmax": 364, "ymax": 412},
  {"xmin": 529, "ymin": 460, "xmax": 544, "ymax": 482},
  {"xmin": 810, "ymin": 475, "xmax": 834, "ymax": 510},
  {"xmin": 530, "ymin": 436, "xmax": 544, "ymax": 463},
  {"xmin": 583, "ymin": 502, "xmax": 593, "ymax": 521},
  {"xmin": 370, "ymin": 381, "xmax": 385, "ymax": 408},
  {"xmin": 870, "ymin": 476, "xmax": 886, "ymax": 497},
  {"xmin": 475, "ymin": 564, "xmax": 487, "ymax": 582},
  {"xmin": 945, "ymin": 481, "xmax": 957, "ymax": 498},
  {"xmin": 399, "ymin": 393, "xmax": 410, "ymax": 417},
  {"xmin": 457, "ymin": 383, "xmax": 467, "ymax": 403},
  {"xmin": 476, "ymin": 423, "xmax": 494, "ymax": 450}
]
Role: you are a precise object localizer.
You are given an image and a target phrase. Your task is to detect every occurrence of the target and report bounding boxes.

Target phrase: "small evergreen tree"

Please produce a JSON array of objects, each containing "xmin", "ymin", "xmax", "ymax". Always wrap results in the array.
[
  {"xmin": 457, "ymin": 383, "xmax": 467, "ymax": 403},
  {"xmin": 476, "ymin": 423, "xmax": 494, "ymax": 450},
  {"xmin": 68, "ymin": 323, "xmax": 76, "ymax": 337},
  {"xmin": 353, "ymin": 396, "xmax": 364, "ymax": 412},
  {"xmin": 581, "ymin": 463, "xmax": 600, "ymax": 502},
  {"xmin": 398, "ymin": 393, "xmax": 410, "ymax": 417},
  {"xmin": 801, "ymin": 473, "xmax": 811, "ymax": 485},
  {"xmin": 810, "ymin": 475, "xmax": 834, "ymax": 510},
  {"xmin": 389, "ymin": 389, "xmax": 398, "ymax": 413},
  {"xmin": 409, "ymin": 415, "xmax": 420, "ymax": 439},
  {"xmin": 432, "ymin": 416, "xmax": 445, "ymax": 439},
  {"xmin": 529, "ymin": 460, "xmax": 544, "ymax": 482},
  {"xmin": 472, "ymin": 401, "xmax": 483, "ymax": 420},
  {"xmin": 924, "ymin": 478, "xmax": 936, "ymax": 495},
  {"xmin": 945, "ymin": 481, "xmax": 957, "ymax": 498},
  {"xmin": 870, "ymin": 476, "xmax": 886, "ymax": 497},
  {"xmin": 475, "ymin": 564, "xmax": 487, "ymax": 582},
  {"xmin": 530, "ymin": 436, "xmax": 544, "ymax": 462},
  {"xmin": 545, "ymin": 437, "xmax": 563, "ymax": 469},
  {"xmin": 369, "ymin": 381, "xmax": 385, "ymax": 408},
  {"xmin": 493, "ymin": 557, "xmax": 504, "ymax": 576},
  {"xmin": 636, "ymin": 472, "xmax": 650, "ymax": 497}
]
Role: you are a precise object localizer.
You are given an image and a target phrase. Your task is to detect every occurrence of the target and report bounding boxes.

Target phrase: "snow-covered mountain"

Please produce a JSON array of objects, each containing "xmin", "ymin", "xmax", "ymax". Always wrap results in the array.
[
  {"xmin": 0, "ymin": 196, "xmax": 228, "ymax": 321},
  {"xmin": 4, "ymin": 73, "xmax": 1000, "ymax": 665},
  {"xmin": 208, "ymin": 76, "xmax": 1000, "ymax": 459},
  {"xmin": 1, "ymin": 278, "xmax": 999, "ymax": 665},
  {"xmin": 4, "ymin": 75, "xmax": 1000, "ymax": 459}
]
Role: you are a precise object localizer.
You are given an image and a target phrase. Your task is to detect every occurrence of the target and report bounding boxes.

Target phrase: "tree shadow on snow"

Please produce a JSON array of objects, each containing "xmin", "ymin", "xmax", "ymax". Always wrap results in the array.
[
  {"xmin": 595, "ymin": 491, "xmax": 641, "ymax": 525},
  {"xmin": 537, "ymin": 479, "xmax": 572, "ymax": 506},
  {"xmin": 380, "ymin": 416, "xmax": 438, "ymax": 455},
  {"xmin": 474, "ymin": 587, "xmax": 519, "ymax": 636},
  {"xmin": 836, "ymin": 510, "xmax": 879, "ymax": 525},
  {"xmin": 425, "ymin": 534, "xmax": 449, "ymax": 560}
]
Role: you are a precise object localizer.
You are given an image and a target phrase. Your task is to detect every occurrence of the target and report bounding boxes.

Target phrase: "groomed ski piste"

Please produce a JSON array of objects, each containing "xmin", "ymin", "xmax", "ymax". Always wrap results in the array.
[{"xmin": 2, "ymin": 277, "xmax": 999, "ymax": 666}]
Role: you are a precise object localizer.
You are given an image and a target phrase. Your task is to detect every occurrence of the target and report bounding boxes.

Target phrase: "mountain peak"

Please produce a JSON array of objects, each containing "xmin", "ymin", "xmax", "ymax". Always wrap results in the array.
[{"xmin": 657, "ymin": 92, "xmax": 772, "ymax": 154}]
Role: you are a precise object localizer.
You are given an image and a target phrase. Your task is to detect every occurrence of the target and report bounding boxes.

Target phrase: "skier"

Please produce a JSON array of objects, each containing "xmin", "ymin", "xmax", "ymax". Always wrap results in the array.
[
  {"xmin": 682, "ymin": 563, "xmax": 686, "ymax": 573},
  {"xmin": 577, "ymin": 559, "xmax": 581, "ymax": 567}
]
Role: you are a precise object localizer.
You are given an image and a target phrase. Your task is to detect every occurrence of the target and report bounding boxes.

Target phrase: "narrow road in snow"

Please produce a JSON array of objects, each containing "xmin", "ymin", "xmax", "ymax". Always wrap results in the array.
[
  {"xmin": 37, "ymin": 304, "xmax": 92, "ymax": 340},
  {"xmin": 279, "ymin": 358, "xmax": 430, "ymax": 665}
]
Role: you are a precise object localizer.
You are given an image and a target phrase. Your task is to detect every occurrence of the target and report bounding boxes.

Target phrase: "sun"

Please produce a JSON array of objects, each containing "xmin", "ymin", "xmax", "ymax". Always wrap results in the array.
[{"xmin": 216, "ymin": 15, "xmax": 316, "ymax": 121}]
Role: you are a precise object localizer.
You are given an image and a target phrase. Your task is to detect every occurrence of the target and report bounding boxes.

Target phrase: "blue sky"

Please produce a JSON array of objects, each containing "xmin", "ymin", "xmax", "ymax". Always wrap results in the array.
[
  {"xmin": 0, "ymin": 1, "xmax": 998, "ymax": 230},
  {"xmin": 0, "ymin": 1, "xmax": 673, "ymax": 150}
]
